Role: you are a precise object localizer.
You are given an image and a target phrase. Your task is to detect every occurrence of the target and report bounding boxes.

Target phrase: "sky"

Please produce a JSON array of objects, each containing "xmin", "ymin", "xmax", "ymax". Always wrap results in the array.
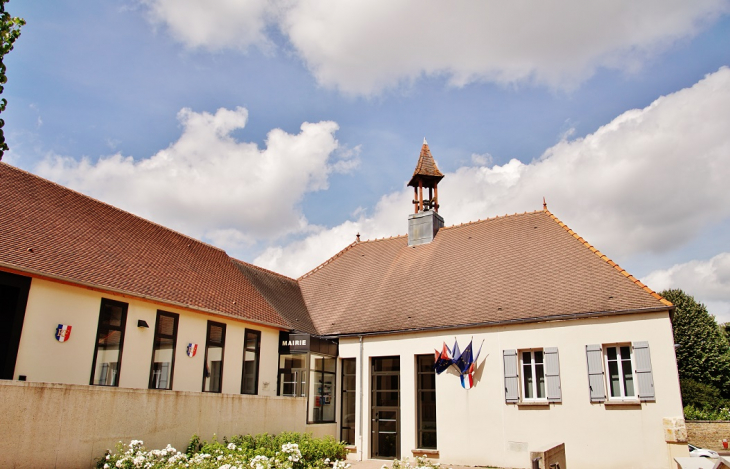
[{"xmin": 3, "ymin": 0, "xmax": 730, "ymax": 322}]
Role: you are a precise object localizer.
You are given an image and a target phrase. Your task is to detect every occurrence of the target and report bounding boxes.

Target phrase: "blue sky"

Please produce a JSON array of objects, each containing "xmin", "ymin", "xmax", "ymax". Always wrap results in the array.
[{"xmin": 4, "ymin": 1, "xmax": 730, "ymax": 321}]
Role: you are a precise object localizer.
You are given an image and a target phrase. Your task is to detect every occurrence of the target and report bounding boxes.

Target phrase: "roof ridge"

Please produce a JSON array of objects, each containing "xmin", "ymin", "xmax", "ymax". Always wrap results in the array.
[
  {"xmin": 298, "ymin": 240, "xmax": 359, "ymax": 281},
  {"xmin": 440, "ymin": 209, "xmax": 543, "ymax": 231},
  {"xmin": 233, "ymin": 258, "xmax": 297, "ymax": 282},
  {"xmin": 298, "ymin": 232, "xmax": 415, "ymax": 281},
  {"xmin": 1, "ymin": 162, "xmax": 225, "ymax": 253},
  {"xmin": 543, "ymin": 208, "xmax": 673, "ymax": 307}
]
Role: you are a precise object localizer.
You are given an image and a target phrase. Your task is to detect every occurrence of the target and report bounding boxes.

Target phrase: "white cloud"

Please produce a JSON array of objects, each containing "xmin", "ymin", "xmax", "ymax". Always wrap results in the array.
[
  {"xmin": 643, "ymin": 253, "xmax": 730, "ymax": 301},
  {"xmin": 36, "ymin": 107, "xmax": 357, "ymax": 249},
  {"xmin": 256, "ymin": 67, "xmax": 730, "ymax": 278},
  {"xmin": 643, "ymin": 253, "xmax": 730, "ymax": 323},
  {"xmin": 142, "ymin": 0, "xmax": 272, "ymax": 51},
  {"xmin": 141, "ymin": 0, "xmax": 729, "ymax": 94}
]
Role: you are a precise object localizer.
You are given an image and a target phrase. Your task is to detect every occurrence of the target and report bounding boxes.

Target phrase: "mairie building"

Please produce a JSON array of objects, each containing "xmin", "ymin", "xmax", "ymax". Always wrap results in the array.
[{"xmin": 0, "ymin": 142, "xmax": 688, "ymax": 469}]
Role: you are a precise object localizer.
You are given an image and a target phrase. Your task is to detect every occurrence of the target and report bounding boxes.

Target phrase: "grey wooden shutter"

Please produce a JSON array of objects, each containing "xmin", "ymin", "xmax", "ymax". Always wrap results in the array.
[
  {"xmin": 586, "ymin": 344, "xmax": 606, "ymax": 402},
  {"xmin": 503, "ymin": 349, "xmax": 519, "ymax": 403},
  {"xmin": 544, "ymin": 347, "xmax": 561, "ymax": 402},
  {"xmin": 633, "ymin": 341, "xmax": 655, "ymax": 401}
]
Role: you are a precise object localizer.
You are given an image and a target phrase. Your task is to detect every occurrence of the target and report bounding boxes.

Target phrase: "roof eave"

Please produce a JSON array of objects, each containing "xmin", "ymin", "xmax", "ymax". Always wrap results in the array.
[
  {"xmin": 0, "ymin": 262, "xmax": 291, "ymax": 331},
  {"xmin": 317, "ymin": 305, "xmax": 675, "ymax": 339}
]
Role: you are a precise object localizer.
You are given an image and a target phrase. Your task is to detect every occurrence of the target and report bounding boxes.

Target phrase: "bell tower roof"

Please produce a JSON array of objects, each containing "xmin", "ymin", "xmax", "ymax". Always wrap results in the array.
[{"xmin": 407, "ymin": 139, "xmax": 444, "ymax": 188}]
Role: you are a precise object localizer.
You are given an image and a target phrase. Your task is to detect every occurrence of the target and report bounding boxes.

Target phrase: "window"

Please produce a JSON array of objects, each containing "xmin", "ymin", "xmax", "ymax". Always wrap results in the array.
[
  {"xmin": 340, "ymin": 358, "xmax": 356, "ymax": 445},
  {"xmin": 605, "ymin": 345, "xmax": 634, "ymax": 399},
  {"xmin": 278, "ymin": 354, "xmax": 307, "ymax": 397},
  {"xmin": 309, "ymin": 355, "xmax": 336, "ymax": 423},
  {"xmin": 90, "ymin": 298, "xmax": 128, "ymax": 386},
  {"xmin": 521, "ymin": 350, "xmax": 546, "ymax": 400},
  {"xmin": 585, "ymin": 342, "xmax": 655, "ymax": 402},
  {"xmin": 416, "ymin": 354, "xmax": 437, "ymax": 449},
  {"xmin": 241, "ymin": 329, "xmax": 261, "ymax": 395},
  {"xmin": 503, "ymin": 348, "xmax": 561, "ymax": 403},
  {"xmin": 202, "ymin": 321, "xmax": 226, "ymax": 392},
  {"xmin": 149, "ymin": 311, "xmax": 178, "ymax": 390}
]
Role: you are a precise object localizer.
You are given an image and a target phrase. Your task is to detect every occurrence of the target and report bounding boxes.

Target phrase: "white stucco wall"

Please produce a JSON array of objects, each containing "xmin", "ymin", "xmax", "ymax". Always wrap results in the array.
[
  {"xmin": 13, "ymin": 277, "xmax": 281, "ymax": 396},
  {"xmin": 339, "ymin": 311, "xmax": 686, "ymax": 469}
]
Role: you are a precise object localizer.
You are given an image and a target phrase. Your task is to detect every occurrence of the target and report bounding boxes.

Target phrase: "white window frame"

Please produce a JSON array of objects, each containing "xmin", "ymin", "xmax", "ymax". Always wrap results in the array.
[
  {"xmin": 603, "ymin": 344, "xmax": 636, "ymax": 400},
  {"xmin": 520, "ymin": 349, "xmax": 547, "ymax": 402}
]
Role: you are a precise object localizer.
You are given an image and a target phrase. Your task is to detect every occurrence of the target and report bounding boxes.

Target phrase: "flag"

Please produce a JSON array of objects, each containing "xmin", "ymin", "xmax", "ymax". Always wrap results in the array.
[{"xmin": 433, "ymin": 342, "xmax": 452, "ymax": 374}]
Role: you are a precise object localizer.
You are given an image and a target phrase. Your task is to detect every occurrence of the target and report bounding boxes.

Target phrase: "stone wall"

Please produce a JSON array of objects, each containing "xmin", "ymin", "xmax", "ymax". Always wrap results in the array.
[
  {"xmin": 0, "ymin": 381, "xmax": 307, "ymax": 469},
  {"xmin": 686, "ymin": 421, "xmax": 730, "ymax": 451}
]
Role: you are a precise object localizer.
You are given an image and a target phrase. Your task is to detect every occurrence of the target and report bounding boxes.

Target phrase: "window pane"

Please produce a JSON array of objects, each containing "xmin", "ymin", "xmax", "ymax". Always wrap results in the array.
[
  {"xmin": 621, "ymin": 358, "xmax": 635, "ymax": 397},
  {"xmin": 343, "ymin": 358, "xmax": 356, "ymax": 374},
  {"xmin": 156, "ymin": 314, "xmax": 175, "ymax": 337},
  {"xmin": 535, "ymin": 363, "xmax": 545, "ymax": 398},
  {"xmin": 376, "ymin": 375, "xmax": 399, "ymax": 391},
  {"xmin": 204, "ymin": 346, "xmax": 223, "ymax": 392},
  {"xmin": 608, "ymin": 359, "xmax": 621, "ymax": 397},
  {"xmin": 373, "ymin": 357, "xmax": 400, "ymax": 372},
  {"xmin": 280, "ymin": 354, "xmax": 306, "ymax": 370},
  {"xmin": 208, "ymin": 324, "xmax": 224, "ymax": 345},
  {"xmin": 523, "ymin": 360, "xmax": 534, "ymax": 399},
  {"xmin": 607, "ymin": 347, "xmax": 617, "ymax": 361},
  {"xmin": 323, "ymin": 357, "xmax": 336, "ymax": 373}
]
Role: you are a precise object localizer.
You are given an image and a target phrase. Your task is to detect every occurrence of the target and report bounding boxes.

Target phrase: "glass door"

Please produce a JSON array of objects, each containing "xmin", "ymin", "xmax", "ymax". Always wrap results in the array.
[{"xmin": 371, "ymin": 356, "xmax": 400, "ymax": 459}]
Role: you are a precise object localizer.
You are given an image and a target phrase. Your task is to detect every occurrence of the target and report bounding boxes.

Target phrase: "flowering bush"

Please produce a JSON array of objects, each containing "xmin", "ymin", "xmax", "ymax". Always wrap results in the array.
[
  {"xmin": 684, "ymin": 404, "xmax": 730, "ymax": 420},
  {"xmin": 97, "ymin": 433, "xmax": 349, "ymax": 469},
  {"xmin": 387, "ymin": 456, "xmax": 445, "ymax": 469}
]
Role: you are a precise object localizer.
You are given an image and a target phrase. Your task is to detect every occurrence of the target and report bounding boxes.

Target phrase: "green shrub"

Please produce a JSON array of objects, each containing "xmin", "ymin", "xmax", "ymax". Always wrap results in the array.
[
  {"xmin": 96, "ymin": 432, "xmax": 348, "ymax": 469},
  {"xmin": 684, "ymin": 404, "xmax": 730, "ymax": 421}
]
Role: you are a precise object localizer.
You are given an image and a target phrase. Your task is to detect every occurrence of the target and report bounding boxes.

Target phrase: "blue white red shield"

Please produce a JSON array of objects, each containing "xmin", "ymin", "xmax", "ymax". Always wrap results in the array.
[
  {"xmin": 187, "ymin": 343, "xmax": 198, "ymax": 358},
  {"xmin": 55, "ymin": 324, "xmax": 72, "ymax": 342}
]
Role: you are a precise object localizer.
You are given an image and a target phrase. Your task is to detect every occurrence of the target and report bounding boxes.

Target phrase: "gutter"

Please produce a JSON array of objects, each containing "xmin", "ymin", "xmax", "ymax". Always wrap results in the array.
[{"xmin": 319, "ymin": 305, "xmax": 675, "ymax": 340}]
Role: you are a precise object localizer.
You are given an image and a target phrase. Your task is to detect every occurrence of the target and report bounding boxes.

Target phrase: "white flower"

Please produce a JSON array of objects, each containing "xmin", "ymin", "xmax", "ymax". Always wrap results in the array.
[
  {"xmin": 104, "ymin": 465, "xmax": 109, "ymax": 469},
  {"xmin": 228, "ymin": 443, "xmax": 237, "ymax": 450}
]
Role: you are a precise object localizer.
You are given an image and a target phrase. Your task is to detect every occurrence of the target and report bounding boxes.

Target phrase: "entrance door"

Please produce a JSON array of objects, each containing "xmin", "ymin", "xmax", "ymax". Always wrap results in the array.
[
  {"xmin": 0, "ymin": 272, "xmax": 31, "ymax": 380},
  {"xmin": 371, "ymin": 356, "xmax": 400, "ymax": 459}
]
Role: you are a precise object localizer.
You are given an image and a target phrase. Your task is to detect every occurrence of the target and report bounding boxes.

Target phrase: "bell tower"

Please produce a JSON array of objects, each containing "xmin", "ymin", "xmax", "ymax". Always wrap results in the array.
[{"xmin": 407, "ymin": 139, "xmax": 445, "ymax": 246}]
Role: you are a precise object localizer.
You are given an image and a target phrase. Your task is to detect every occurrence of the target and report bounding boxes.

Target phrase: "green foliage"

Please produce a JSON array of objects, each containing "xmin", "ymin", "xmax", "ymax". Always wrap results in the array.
[
  {"xmin": 684, "ymin": 404, "xmax": 730, "ymax": 421},
  {"xmin": 664, "ymin": 289, "xmax": 730, "ymax": 398},
  {"xmin": 680, "ymin": 379, "xmax": 730, "ymax": 410},
  {"xmin": 0, "ymin": 0, "xmax": 24, "ymax": 160},
  {"xmin": 97, "ymin": 432, "xmax": 349, "ymax": 469}
]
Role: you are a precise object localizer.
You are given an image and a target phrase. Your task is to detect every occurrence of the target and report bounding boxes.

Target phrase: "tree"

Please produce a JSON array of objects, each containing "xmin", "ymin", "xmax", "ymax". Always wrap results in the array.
[
  {"xmin": 0, "ymin": 0, "xmax": 25, "ymax": 161},
  {"xmin": 663, "ymin": 289, "xmax": 730, "ymax": 399}
]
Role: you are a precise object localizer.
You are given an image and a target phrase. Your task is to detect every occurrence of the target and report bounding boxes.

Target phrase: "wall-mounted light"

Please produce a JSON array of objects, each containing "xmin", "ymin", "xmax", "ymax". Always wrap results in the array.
[{"xmin": 137, "ymin": 320, "xmax": 149, "ymax": 328}]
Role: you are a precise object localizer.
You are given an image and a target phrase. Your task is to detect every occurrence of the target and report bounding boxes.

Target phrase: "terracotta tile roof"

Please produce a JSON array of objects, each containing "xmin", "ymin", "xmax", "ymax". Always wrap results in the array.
[
  {"xmin": 0, "ymin": 163, "xmax": 290, "ymax": 328},
  {"xmin": 233, "ymin": 260, "xmax": 317, "ymax": 334},
  {"xmin": 298, "ymin": 209, "xmax": 672, "ymax": 336},
  {"xmin": 408, "ymin": 141, "xmax": 444, "ymax": 187}
]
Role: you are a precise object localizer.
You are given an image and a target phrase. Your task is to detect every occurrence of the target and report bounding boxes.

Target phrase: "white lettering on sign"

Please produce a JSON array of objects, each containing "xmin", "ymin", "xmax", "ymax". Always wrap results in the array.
[{"xmin": 281, "ymin": 340, "xmax": 308, "ymax": 347}]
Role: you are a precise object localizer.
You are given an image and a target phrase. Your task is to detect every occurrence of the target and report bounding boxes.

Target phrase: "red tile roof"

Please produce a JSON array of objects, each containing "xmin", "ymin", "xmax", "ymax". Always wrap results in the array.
[
  {"xmin": 298, "ymin": 210, "xmax": 672, "ymax": 336},
  {"xmin": 0, "ymin": 163, "xmax": 290, "ymax": 328}
]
